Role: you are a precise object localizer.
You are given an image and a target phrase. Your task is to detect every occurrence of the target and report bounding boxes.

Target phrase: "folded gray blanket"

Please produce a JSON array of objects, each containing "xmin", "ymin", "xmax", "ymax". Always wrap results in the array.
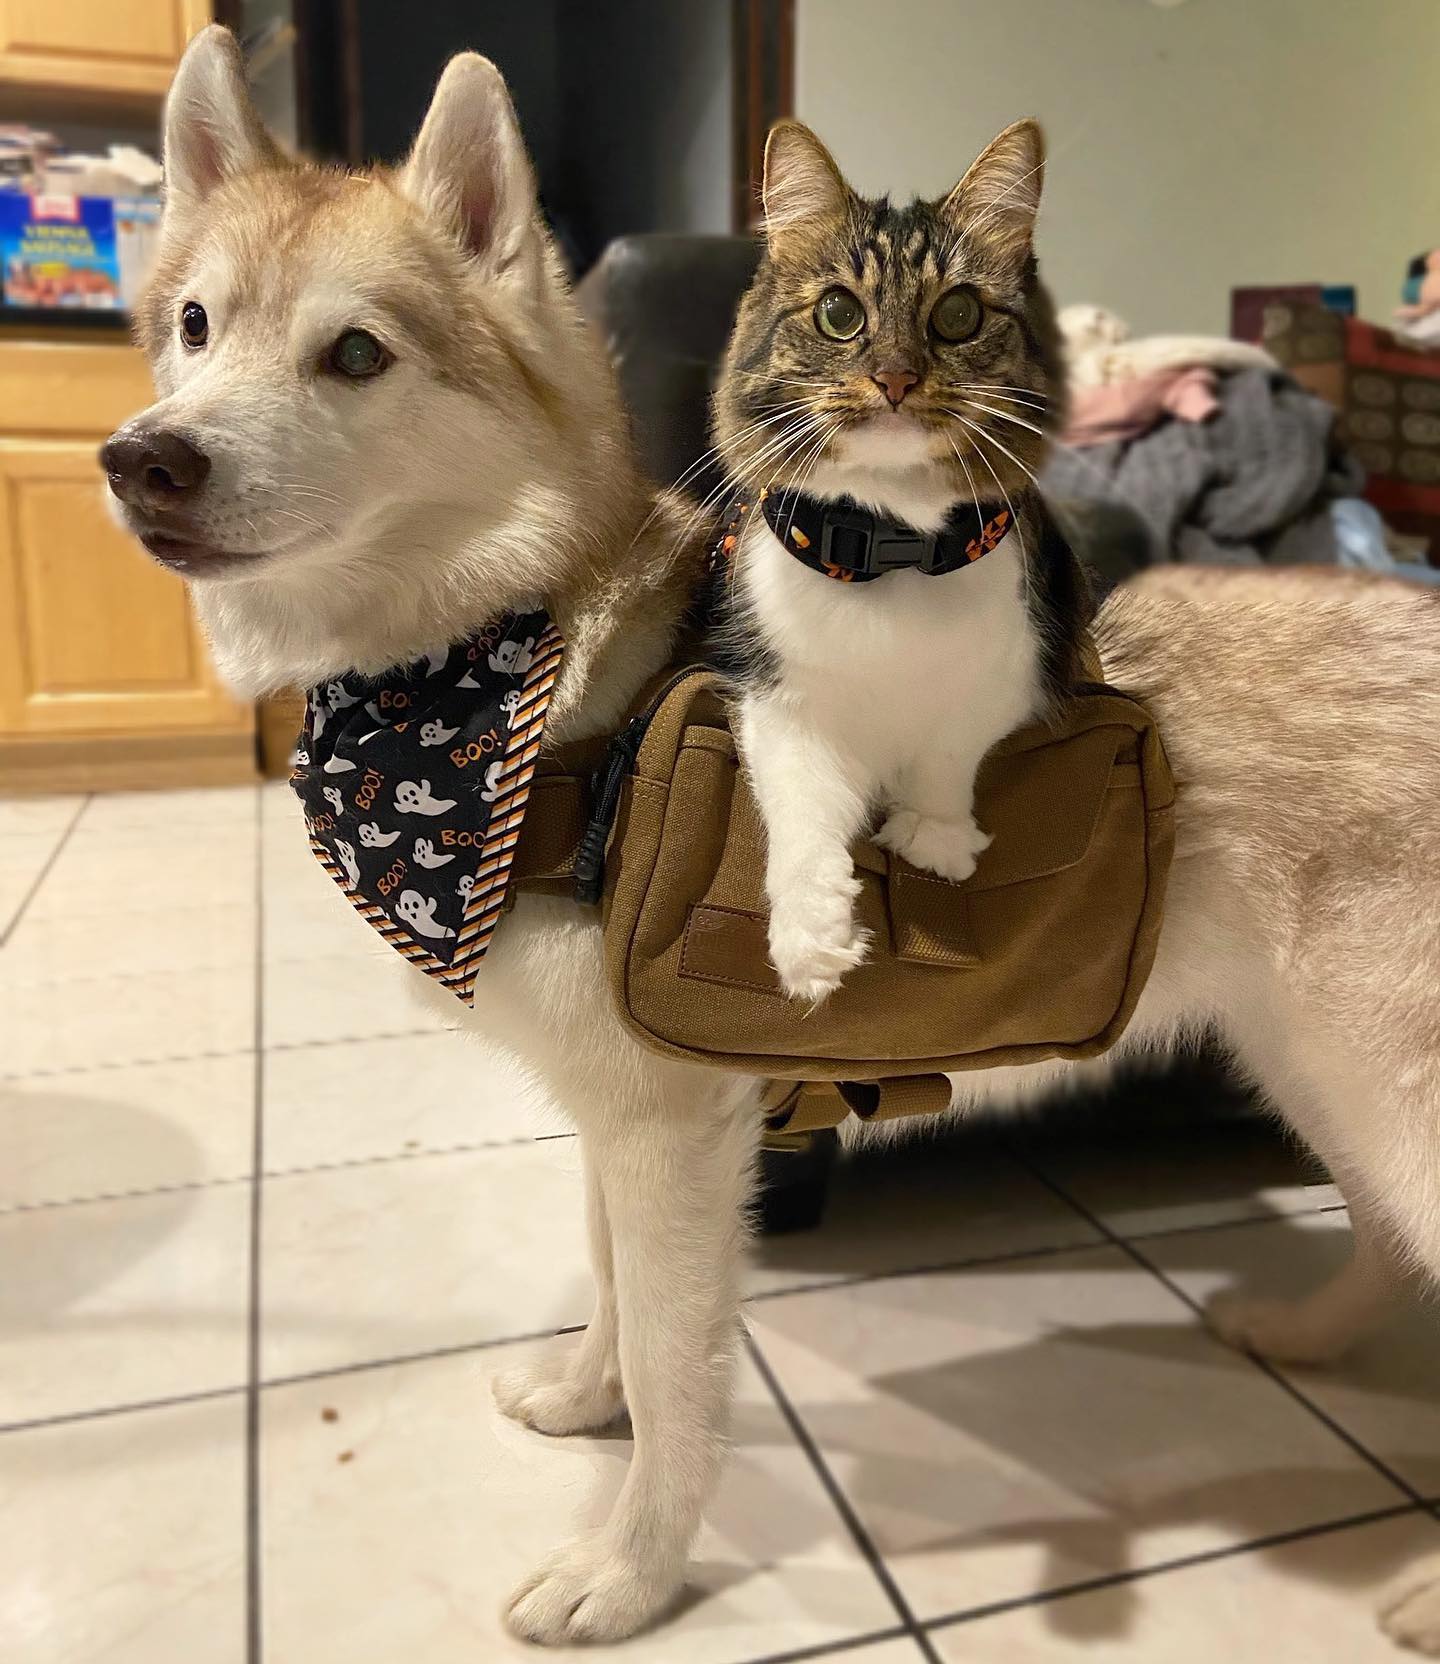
[{"xmin": 1042, "ymin": 367, "xmax": 1363, "ymax": 566}]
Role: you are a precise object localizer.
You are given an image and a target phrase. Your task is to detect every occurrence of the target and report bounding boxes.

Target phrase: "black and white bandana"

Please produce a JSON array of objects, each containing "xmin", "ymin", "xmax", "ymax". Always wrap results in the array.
[{"xmin": 290, "ymin": 611, "xmax": 565, "ymax": 1006}]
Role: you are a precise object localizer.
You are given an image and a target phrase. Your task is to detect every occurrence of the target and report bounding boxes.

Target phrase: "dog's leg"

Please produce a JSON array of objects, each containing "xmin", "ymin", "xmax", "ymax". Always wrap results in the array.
[
  {"xmin": 1379, "ymin": 1555, "xmax": 1440, "ymax": 1656},
  {"xmin": 504, "ymin": 1081, "xmax": 757, "ymax": 1645},
  {"xmin": 493, "ymin": 1141, "xmax": 626, "ymax": 1435},
  {"xmin": 1207, "ymin": 1001, "xmax": 1409, "ymax": 1365},
  {"xmin": 1205, "ymin": 1191, "xmax": 1401, "ymax": 1366}
]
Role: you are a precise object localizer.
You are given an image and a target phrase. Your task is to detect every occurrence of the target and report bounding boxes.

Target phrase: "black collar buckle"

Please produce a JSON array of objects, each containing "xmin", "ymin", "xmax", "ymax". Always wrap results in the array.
[{"xmin": 818, "ymin": 508, "xmax": 942, "ymax": 576}]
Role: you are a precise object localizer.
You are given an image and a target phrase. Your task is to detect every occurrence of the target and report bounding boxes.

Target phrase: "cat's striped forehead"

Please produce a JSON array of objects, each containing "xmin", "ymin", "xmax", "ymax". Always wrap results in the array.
[{"xmin": 839, "ymin": 198, "xmax": 959, "ymax": 292}]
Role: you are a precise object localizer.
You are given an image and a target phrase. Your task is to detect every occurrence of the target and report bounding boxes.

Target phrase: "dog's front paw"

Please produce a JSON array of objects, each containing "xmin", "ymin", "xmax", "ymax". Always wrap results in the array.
[
  {"xmin": 505, "ymin": 1530, "xmax": 681, "ymax": 1645},
  {"xmin": 1204, "ymin": 1289, "xmax": 1351, "ymax": 1367},
  {"xmin": 875, "ymin": 809, "xmax": 990, "ymax": 884},
  {"xmin": 768, "ymin": 875, "xmax": 869, "ymax": 1004},
  {"xmin": 1379, "ymin": 1555, "xmax": 1440, "ymax": 1655},
  {"xmin": 493, "ymin": 1354, "xmax": 626, "ymax": 1437}
]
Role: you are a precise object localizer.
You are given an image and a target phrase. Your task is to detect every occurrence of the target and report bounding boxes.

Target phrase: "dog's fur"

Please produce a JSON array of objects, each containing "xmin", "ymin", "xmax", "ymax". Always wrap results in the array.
[{"xmin": 106, "ymin": 29, "xmax": 1440, "ymax": 1650}]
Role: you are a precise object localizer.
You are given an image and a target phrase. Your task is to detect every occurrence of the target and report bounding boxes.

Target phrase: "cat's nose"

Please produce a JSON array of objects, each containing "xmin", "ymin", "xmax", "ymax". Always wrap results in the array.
[{"xmin": 872, "ymin": 366, "xmax": 920, "ymax": 408}]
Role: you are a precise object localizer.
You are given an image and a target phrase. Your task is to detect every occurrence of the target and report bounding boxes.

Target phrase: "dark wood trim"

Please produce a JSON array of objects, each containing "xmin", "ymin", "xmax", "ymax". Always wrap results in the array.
[
  {"xmin": 337, "ymin": 0, "xmax": 363, "ymax": 165},
  {"xmin": 731, "ymin": 0, "xmax": 795, "ymax": 233},
  {"xmin": 291, "ymin": 0, "xmax": 363, "ymax": 164}
]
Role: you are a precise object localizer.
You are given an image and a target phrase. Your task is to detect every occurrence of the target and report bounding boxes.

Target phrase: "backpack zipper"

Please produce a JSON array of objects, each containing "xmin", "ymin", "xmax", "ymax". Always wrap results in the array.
[{"xmin": 572, "ymin": 665, "xmax": 710, "ymax": 905}]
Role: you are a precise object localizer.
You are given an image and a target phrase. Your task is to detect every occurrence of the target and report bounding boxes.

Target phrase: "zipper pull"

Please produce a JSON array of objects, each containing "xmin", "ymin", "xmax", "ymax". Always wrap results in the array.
[{"xmin": 572, "ymin": 716, "xmax": 645, "ymax": 905}]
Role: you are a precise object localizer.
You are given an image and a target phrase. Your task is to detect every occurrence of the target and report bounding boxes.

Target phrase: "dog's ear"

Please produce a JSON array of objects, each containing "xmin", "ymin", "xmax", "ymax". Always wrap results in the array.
[
  {"xmin": 400, "ymin": 53, "xmax": 538, "ymax": 283},
  {"xmin": 163, "ymin": 25, "xmax": 283, "ymax": 207}
]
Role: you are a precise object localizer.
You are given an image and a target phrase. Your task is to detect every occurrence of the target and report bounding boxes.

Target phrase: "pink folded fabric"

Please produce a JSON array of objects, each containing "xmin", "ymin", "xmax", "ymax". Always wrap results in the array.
[{"xmin": 1064, "ymin": 366, "xmax": 1220, "ymax": 447}]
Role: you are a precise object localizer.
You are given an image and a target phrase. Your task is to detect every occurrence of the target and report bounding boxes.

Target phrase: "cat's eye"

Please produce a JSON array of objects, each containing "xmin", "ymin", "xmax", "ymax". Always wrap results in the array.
[
  {"xmin": 329, "ymin": 329, "xmax": 390, "ymax": 379},
  {"xmin": 929, "ymin": 286, "xmax": 983, "ymax": 343},
  {"xmin": 814, "ymin": 287, "xmax": 866, "ymax": 341},
  {"xmin": 179, "ymin": 301, "xmax": 208, "ymax": 348}
]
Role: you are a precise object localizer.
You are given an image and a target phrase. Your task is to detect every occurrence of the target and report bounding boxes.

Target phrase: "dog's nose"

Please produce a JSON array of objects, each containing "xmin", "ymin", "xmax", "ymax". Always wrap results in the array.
[
  {"xmin": 871, "ymin": 366, "xmax": 920, "ymax": 408},
  {"xmin": 100, "ymin": 429, "xmax": 211, "ymax": 507}
]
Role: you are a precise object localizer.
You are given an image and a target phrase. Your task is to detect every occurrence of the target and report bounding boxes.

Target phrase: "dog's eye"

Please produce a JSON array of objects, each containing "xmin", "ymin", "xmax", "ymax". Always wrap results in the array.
[
  {"xmin": 329, "ymin": 329, "xmax": 390, "ymax": 379},
  {"xmin": 179, "ymin": 301, "xmax": 208, "ymax": 348},
  {"xmin": 929, "ymin": 286, "xmax": 983, "ymax": 343},
  {"xmin": 814, "ymin": 288, "xmax": 865, "ymax": 341}
]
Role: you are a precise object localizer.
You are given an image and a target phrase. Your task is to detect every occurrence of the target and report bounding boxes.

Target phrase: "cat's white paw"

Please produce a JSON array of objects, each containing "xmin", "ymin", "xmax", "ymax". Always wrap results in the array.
[
  {"xmin": 1204, "ymin": 1289, "xmax": 1352, "ymax": 1367},
  {"xmin": 876, "ymin": 810, "xmax": 990, "ymax": 884},
  {"xmin": 768, "ymin": 872, "xmax": 868, "ymax": 1003},
  {"xmin": 1378, "ymin": 1555, "xmax": 1440, "ymax": 1655},
  {"xmin": 505, "ymin": 1529, "xmax": 682, "ymax": 1645},
  {"xmin": 492, "ymin": 1354, "xmax": 626, "ymax": 1437}
]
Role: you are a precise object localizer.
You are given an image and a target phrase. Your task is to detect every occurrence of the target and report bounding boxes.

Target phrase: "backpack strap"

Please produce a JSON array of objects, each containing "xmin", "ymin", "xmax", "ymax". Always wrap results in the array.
[
  {"xmin": 760, "ymin": 1073, "xmax": 953, "ymax": 1135},
  {"xmin": 1076, "ymin": 629, "xmax": 1105, "ymax": 685}
]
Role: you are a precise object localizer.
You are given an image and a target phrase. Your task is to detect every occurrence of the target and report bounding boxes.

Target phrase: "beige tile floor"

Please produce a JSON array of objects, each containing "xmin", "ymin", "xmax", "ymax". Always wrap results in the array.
[{"xmin": 2, "ymin": 783, "xmax": 1437, "ymax": 1663}]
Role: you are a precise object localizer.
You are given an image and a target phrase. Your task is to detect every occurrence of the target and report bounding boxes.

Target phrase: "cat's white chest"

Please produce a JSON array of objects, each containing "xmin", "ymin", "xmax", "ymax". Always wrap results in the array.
[{"xmin": 739, "ymin": 520, "xmax": 1041, "ymax": 794}]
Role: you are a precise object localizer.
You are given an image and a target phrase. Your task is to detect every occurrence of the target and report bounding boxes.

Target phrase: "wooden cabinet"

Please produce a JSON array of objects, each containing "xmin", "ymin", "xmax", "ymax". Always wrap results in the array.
[
  {"xmin": 0, "ymin": 337, "xmax": 254, "ymax": 792},
  {"xmin": 0, "ymin": 0, "xmax": 210, "ymax": 101}
]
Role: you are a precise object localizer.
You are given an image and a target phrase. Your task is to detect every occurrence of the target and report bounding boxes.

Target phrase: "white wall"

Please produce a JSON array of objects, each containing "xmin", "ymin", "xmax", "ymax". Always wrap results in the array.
[{"xmin": 796, "ymin": 0, "xmax": 1440, "ymax": 335}]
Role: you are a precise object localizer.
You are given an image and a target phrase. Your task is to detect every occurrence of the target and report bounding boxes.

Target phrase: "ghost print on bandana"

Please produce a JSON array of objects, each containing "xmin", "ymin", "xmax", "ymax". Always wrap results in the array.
[{"xmin": 291, "ymin": 611, "xmax": 564, "ymax": 1006}]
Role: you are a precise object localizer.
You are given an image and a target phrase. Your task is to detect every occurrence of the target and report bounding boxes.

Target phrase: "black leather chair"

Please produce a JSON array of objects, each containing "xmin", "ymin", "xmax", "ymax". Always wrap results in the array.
[{"xmin": 577, "ymin": 234, "xmax": 763, "ymax": 507}]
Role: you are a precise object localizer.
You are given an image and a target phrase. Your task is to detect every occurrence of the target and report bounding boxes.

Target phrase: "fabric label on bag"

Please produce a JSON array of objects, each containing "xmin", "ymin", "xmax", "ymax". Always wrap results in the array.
[{"xmin": 290, "ymin": 611, "xmax": 565, "ymax": 1005}]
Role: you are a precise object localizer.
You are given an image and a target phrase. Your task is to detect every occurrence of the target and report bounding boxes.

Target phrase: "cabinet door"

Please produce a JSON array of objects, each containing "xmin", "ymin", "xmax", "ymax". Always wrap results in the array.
[
  {"xmin": 0, "ymin": 0, "xmax": 209, "ymax": 99},
  {"xmin": 0, "ymin": 442, "xmax": 248, "ymax": 737}
]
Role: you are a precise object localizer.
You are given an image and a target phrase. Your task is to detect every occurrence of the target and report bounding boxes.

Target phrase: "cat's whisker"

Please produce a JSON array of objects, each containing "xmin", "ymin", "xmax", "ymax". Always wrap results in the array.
[
  {"xmin": 629, "ymin": 404, "xmax": 811, "ymax": 550},
  {"xmin": 662, "ymin": 411, "xmax": 827, "ymax": 564},
  {"xmin": 948, "ymin": 409, "xmax": 1042, "ymax": 491},
  {"xmin": 958, "ymin": 398, "xmax": 1047, "ymax": 439},
  {"xmin": 945, "ymin": 431, "xmax": 984, "ymax": 511},
  {"xmin": 775, "ymin": 420, "xmax": 842, "ymax": 542},
  {"xmin": 958, "ymin": 383, "xmax": 1050, "ymax": 398},
  {"xmin": 754, "ymin": 416, "xmax": 834, "ymax": 504},
  {"xmin": 949, "ymin": 420, "xmax": 1033, "ymax": 613},
  {"xmin": 731, "ymin": 370, "xmax": 833, "ymax": 391},
  {"xmin": 956, "ymin": 384, "xmax": 1051, "ymax": 411}
]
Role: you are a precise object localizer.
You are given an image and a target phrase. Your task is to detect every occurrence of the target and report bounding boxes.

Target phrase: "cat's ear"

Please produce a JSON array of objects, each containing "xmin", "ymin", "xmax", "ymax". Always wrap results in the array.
[
  {"xmin": 762, "ymin": 120, "xmax": 850, "ymax": 248},
  {"xmin": 163, "ymin": 25, "xmax": 285, "ymax": 208},
  {"xmin": 942, "ymin": 119, "xmax": 1045, "ymax": 263},
  {"xmin": 400, "ymin": 53, "xmax": 538, "ymax": 283}
]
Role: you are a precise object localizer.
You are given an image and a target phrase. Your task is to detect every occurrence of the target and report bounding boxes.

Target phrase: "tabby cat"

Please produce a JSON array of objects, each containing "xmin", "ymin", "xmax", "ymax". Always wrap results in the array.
[{"xmin": 711, "ymin": 117, "xmax": 1088, "ymax": 1002}]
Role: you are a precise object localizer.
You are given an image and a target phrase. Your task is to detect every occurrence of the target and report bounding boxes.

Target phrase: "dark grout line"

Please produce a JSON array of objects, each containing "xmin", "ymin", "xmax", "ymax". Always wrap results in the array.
[
  {"xmin": 0, "ymin": 1322, "xmax": 593, "ymax": 1439},
  {"xmin": 0, "ymin": 1044, "xmax": 256, "ymax": 1084},
  {"xmin": 1013, "ymin": 1153, "xmax": 1427, "ymax": 1507},
  {"xmin": 0, "ymin": 1026, "xmax": 444, "ymax": 1085},
  {"xmin": 259, "ymin": 1132, "xmax": 573, "ymax": 1182},
  {"xmin": 745, "ymin": 1332, "xmax": 945, "ymax": 1664},
  {"xmin": 263, "ymin": 1027, "xmax": 461, "ymax": 1053},
  {"xmin": 259, "ymin": 1322, "xmax": 589, "ymax": 1392},
  {"xmin": 739, "ymin": 1623, "xmax": 912, "ymax": 1664},
  {"xmin": 748, "ymin": 1234, "xmax": 1104, "ymax": 1305},
  {"xmin": 0, "ymin": 1130, "xmax": 577, "ymax": 1217},
  {"xmin": 922, "ymin": 1499, "xmax": 1427, "ymax": 1636},
  {"xmin": 746, "ymin": 1192, "xmax": 1351, "ymax": 1309},
  {"xmin": 0, "ymin": 795, "xmax": 90, "ymax": 948},
  {"xmin": 246, "ymin": 783, "xmax": 265, "ymax": 1664},
  {"xmin": 0, "ymin": 1382, "xmax": 247, "ymax": 1438},
  {"xmin": 1121, "ymin": 1200, "xmax": 1352, "ymax": 1246},
  {"xmin": 1121, "ymin": 1231, "xmax": 1427, "ymax": 1505}
]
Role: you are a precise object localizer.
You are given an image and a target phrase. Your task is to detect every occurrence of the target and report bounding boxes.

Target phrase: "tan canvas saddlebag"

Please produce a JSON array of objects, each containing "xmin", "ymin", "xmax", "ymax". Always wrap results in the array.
[{"xmin": 555, "ymin": 662, "xmax": 1174, "ymax": 1103}]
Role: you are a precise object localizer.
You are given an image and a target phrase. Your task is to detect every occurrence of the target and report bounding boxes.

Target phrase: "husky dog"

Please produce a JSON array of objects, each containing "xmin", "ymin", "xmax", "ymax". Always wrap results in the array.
[{"xmin": 103, "ymin": 27, "xmax": 1440, "ymax": 1651}]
